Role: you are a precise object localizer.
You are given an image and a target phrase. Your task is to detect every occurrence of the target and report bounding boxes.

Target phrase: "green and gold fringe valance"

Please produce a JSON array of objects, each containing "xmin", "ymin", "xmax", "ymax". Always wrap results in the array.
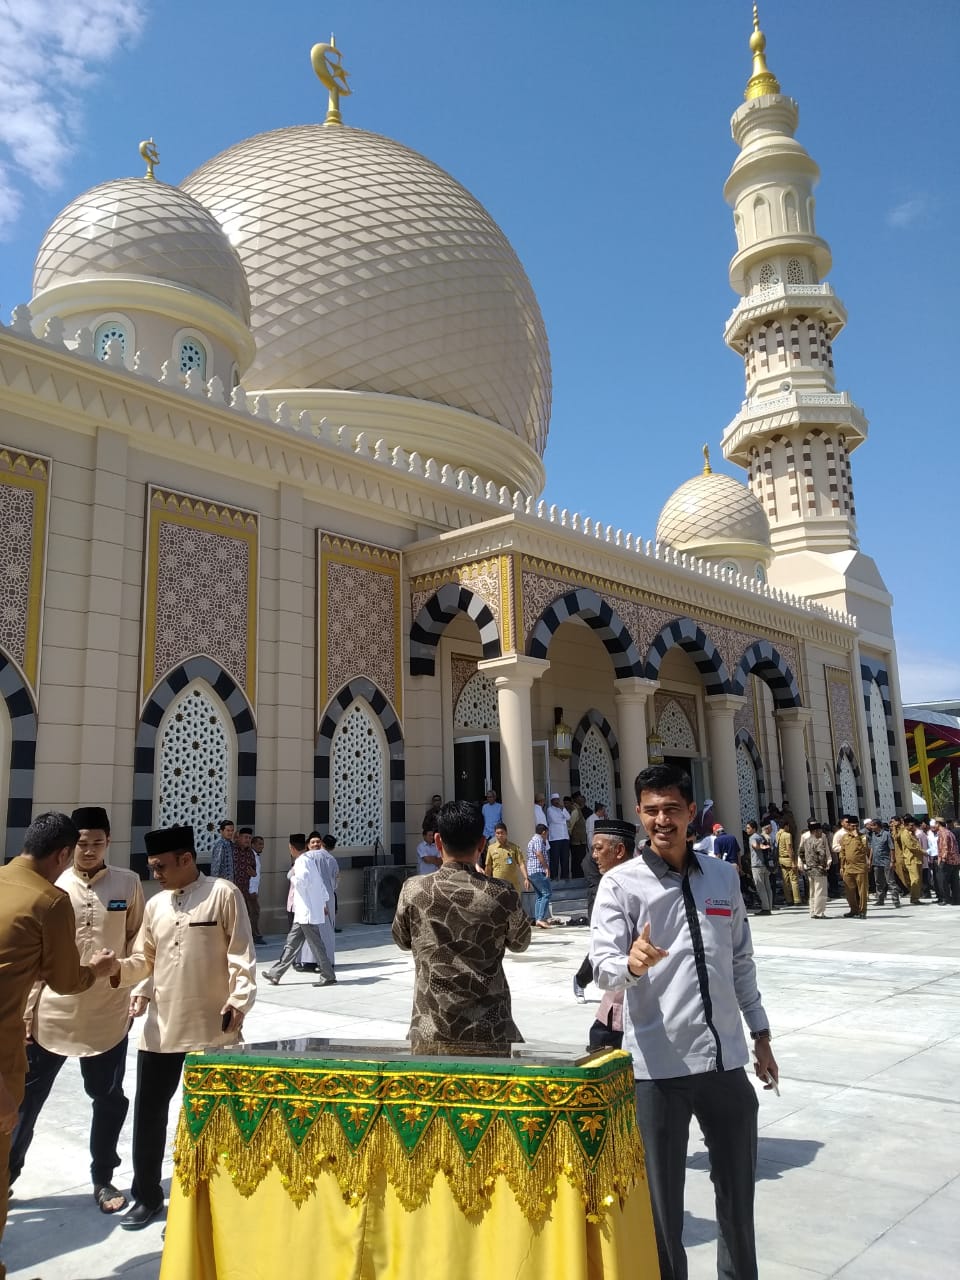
[{"xmin": 173, "ymin": 1050, "xmax": 644, "ymax": 1225}]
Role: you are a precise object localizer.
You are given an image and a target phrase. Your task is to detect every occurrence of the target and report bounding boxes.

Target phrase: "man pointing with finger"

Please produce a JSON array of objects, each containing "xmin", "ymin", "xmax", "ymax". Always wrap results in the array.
[{"xmin": 591, "ymin": 763, "xmax": 777, "ymax": 1280}]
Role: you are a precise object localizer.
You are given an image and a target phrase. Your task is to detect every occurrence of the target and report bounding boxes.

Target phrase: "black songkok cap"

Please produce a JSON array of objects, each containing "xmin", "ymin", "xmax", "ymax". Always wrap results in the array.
[
  {"xmin": 289, "ymin": 833, "xmax": 306, "ymax": 844},
  {"xmin": 144, "ymin": 825, "xmax": 195, "ymax": 857},
  {"xmin": 593, "ymin": 819, "xmax": 637, "ymax": 843},
  {"xmin": 71, "ymin": 806, "xmax": 110, "ymax": 834}
]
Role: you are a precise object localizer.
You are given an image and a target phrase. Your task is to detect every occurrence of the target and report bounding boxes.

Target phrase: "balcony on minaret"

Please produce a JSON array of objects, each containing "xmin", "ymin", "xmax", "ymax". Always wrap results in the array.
[
  {"xmin": 724, "ymin": 282, "xmax": 846, "ymax": 351},
  {"xmin": 721, "ymin": 391, "xmax": 867, "ymax": 467}
]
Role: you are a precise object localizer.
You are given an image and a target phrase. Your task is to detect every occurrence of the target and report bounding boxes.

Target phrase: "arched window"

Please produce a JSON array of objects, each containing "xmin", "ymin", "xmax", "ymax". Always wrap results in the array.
[
  {"xmin": 869, "ymin": 681, "xmax": 896, "ymax": 818},
  {"xmin": 178, "ymin": 337, "xmax": 207, "ymax": 378},
  {"xmin": 95, "ymin": 320, "xmax": 128, "ymax": 361},
  {"xmin": 578, "ymin": 725, "xmax": 614, "ymax": 812},
  {"xmin": 786, "ymin": 258, "xmax": 805, "ymax": 284},
  {"xmin": 330, "ymin": 700, "xmax": 385, "ymax": 847},
  {"xmin": 155, "ymin": 681, "xmax": 234, "ymax": 857},
  {"xmin": 838, "ymin": 752, "xmax": 859, "ymax": 818},
  {"xmin": 783, "ymin": 192, "xmax": 800, "ymax": 233},
  {"xmin": 758, "ymin": 262, "xmax": 778, "ymax": 287},
  {"xmin": 657, "ymin": 699, "xmax": 697, "ymax": 753},
  {"xmin": 753, "ymin": 196, "xmax": 772, "ymax": 239},
  {"xmin": 737, "ymin": 743, "xmax": 760, "ymax": 829},
  {"xmin": 718, "ymin": 559, "xmax": 740, "ymax": 577},
  {"xmin": 454, "ymin": 671, "xmax": 500, "ymax": 731},
  {"xmin": 754, "ymin": 563, "xmax": 767, "ymax": 584}
]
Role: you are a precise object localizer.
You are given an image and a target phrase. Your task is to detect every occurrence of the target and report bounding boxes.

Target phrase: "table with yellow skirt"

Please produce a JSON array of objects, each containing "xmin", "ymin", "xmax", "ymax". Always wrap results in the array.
[{"xmin": 160, "ymin": 1040, "xmax": 658, "ymax": 1280}]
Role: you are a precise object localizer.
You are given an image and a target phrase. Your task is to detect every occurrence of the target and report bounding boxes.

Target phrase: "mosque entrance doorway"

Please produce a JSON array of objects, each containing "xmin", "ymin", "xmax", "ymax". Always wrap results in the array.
[
  {"xmin": 663, "ymin": 755, "xmax": 707, "ymax": 811},
  {"xmin": 454, "ymin": 736, "xmax": 501, "ymax": 805}
]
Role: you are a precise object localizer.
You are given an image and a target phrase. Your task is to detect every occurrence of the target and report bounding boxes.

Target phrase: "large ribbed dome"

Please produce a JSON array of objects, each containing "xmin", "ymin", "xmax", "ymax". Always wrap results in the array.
[
  {"xmin": 657, "ymin": 469, "xmax": 771, "ymax": 553},
  {"xmin": 181, "ymin": 125, "xmax": 551, "ymax": 454},
  {"xmin": 32, "ymin": 178, "xmax": 250, "ymax": 321}
]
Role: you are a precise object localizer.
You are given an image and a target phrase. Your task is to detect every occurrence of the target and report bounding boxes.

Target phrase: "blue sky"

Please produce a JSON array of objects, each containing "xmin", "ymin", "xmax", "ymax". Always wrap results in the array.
[{"xmin": 0, "ymin": 1, "xmax": 957, "ymax": 699}]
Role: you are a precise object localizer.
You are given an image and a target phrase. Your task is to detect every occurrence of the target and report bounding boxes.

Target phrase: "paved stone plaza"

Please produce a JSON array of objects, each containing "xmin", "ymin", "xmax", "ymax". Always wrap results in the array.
[{"xmin": 5, "ymin": 902, "xmax": 959, "ymax": 1279}]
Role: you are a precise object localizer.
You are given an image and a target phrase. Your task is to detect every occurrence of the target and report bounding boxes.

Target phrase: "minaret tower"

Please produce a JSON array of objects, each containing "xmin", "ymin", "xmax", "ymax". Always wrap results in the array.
[{"xmin": 721, "ymin": 7, "xmax": 884, "ymax": 621}]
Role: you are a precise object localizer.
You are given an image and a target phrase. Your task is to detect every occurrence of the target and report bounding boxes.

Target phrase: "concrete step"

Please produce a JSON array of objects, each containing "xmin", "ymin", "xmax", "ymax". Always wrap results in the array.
[{"xmin": 522, "ymin": 878, "xmax": 589, "ymax": 921}]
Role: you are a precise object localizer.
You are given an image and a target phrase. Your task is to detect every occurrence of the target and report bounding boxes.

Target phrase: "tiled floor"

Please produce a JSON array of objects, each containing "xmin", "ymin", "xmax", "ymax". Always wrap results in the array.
[{"xmin": 5, "ymin": 898, "xmax": 959, "ymax": 1278}]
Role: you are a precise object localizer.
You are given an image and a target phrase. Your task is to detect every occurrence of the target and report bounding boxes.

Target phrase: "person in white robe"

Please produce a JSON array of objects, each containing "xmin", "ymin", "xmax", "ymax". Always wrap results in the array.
[{"xmin": 264, "ymin": 845, "xmax": 336, "ymax": 987}]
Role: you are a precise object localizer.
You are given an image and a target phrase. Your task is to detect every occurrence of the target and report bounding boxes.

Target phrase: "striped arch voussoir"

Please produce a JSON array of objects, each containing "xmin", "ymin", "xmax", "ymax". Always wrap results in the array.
[
  {"xmin": 859, "ymin": 658, "xmax": 903, "ymax": 810},
  {"xmin": 643, "ymin": 618, "xmax": 731, "ymax": 694},
  {"xmin": 735, "ymin": 728, "xmax": 767, "ymax": 814},
  {"xmin": 410, "ymin": 583, "xmax": 501, "ymax": 677},
  {"xmin": 527, "ymin": 587, "xmax": 643, "ymax": 678},
  {"xmin": 836, "ymin": 743, "xmax": 865, "ymax": 819},
  {"xmin": 315, "ymin": 677, "xmax": 406, "ymax": 867},
  {"xmin": 0, "ymin": 650, "xmax": 37, "ymax": 861},
  {"xmin": 731, "ymin": 641, "xmax": 801, "ymax": 708},
  {"xmin": 131, "ymin": 657, "xmax": 257, "ymax": 879}
]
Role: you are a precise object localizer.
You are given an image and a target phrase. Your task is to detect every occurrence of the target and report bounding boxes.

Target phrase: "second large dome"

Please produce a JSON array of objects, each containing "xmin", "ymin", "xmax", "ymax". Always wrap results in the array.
[{"xmin": 182, "ymin": 125, "xmax": 551, "ymax": 455}]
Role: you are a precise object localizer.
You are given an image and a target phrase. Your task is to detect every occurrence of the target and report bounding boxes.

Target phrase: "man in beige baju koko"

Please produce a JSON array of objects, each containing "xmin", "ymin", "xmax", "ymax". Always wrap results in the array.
[
  {"xmin": 838, "ymin": 815, "xmax": 871, "ymax": 918},
  {"xmin": 116, "ymin": 824, "xmax": 257, "ymax": 1230},
  {"xmin": 10, "ymin": 807, "xmax": 144, "ymax": 1215},
  {"xmin": 0, "ymin": 812, "xmax": 119, "ymax": 1280}
]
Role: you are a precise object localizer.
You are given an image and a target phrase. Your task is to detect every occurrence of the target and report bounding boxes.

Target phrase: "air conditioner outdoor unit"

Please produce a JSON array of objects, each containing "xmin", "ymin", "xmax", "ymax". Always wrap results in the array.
[{"xmin": 363, "ymin": 865, "xmax": 415, "ymax": 925}]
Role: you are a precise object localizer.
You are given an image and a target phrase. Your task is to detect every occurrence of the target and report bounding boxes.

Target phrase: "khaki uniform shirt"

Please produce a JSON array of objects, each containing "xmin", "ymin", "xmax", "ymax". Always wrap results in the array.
[
  {"xmin": 839, "ymin": 831, "xmax": 869, "ymax": 873},
  {"xmin": 898, "ymin": 828, "xmax": 923, "ymax": 863},
  {"xmin": 776, "ymin": 829, "xmax": 796, "ymax": 866},
  {"xmin": 0, "ymin": 859, "xmax": 95, "ymax": 1077},
  {"xmin": 29, "ymin": 864, "xmax": 145, "ymax": 1058},
  {"xmin": 119, "ymin": 874, "xmax": 256, "ymax": 1054},
  {"xmin": 485, "ymin": 840, "xmax": 526, "ymax": 895}
]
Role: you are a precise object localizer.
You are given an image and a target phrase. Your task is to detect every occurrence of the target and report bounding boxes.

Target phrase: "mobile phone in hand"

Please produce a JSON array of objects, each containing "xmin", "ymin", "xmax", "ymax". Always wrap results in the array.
[
  {"xmin": 764, "ymin": 1074, "xmax": 780, "ymax": 1097},
  {"xmin": 221, "ymin": 1009, "xmax": 233, "ymax": 1032}
]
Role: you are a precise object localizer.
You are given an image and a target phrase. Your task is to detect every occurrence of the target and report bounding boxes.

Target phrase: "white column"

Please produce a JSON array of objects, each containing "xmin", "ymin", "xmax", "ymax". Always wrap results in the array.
[
  {"xmin": 776, "ymin": 707, "xmax": 814, "ymax": 823},
  {"xmin": 478, "ymin": 655, "xmax": 550, "ymax": 837},
  {"xmin": 613, "ymin": 677, "xmax": 660, "ymax": 817},
  {"xmin": 703, "ymin": 694, "xmax": 747, "ymax": 834}
]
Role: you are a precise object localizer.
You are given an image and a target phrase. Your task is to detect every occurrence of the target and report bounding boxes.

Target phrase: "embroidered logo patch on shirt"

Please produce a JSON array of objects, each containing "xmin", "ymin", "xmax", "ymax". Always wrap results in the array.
[{"xmin": 704, "ymin": 897, "xmax": 732, "ymax": 917}]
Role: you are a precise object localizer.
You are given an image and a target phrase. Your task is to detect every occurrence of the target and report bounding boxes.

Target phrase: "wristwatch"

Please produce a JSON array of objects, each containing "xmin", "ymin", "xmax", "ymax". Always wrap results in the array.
[{"xmin": 750, "ymin": 1028, "xmax": 772, "ymax": 1041}]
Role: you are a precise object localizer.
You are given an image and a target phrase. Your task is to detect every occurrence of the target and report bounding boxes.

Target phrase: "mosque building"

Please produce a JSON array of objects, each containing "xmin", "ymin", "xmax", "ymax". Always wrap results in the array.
[{"xmin": 0, "ymin": 14, "xmax": 908, "ymax": 918}]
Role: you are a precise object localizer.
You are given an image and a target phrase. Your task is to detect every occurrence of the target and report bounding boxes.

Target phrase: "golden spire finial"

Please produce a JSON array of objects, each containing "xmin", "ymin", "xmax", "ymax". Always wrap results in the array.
[
  {"xmin": 311, "ymin": 35, "xmax": 352, "ymax": 126},
  {"xmin": 702, "ymin": 444, "xmax": 712, "ymax": 475},
  {"xmin": 744, "ymin": 4, "xmax": 781, "ymax": 101},
  {"xmin": 139, "ymin": 138, "xmax": 159, "ymax": 180}
]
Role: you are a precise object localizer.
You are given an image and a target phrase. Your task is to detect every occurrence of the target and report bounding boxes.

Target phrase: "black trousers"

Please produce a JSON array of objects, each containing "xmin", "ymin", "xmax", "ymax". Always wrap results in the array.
[
  {"xmin": 130, "ymin": 1050, "xmax": 186, "ymax": 1209},
  {"xmin": 581, "ymin": 848, "xmax": 601, "ymax": 916},
  {"xmin": 9, "ymin": 1036, "xmax": 129, "ymax": 1188},
  {"xmin": 635, "ymin": 1068, "xmax": 759, "ymax": 1280},
  {"xmin": 549, "ymin": 838, "xmax": 570, "ymax": 880}
]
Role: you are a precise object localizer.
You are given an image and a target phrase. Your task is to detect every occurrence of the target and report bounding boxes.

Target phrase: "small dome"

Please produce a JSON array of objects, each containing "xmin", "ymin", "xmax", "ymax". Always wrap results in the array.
[
  {"xmin": 181, "ymin": 125, "xmax": 551, "ymax": 454},
  {"xmin": 32, "ymin": 177, "xmax": 250, "ymax": 322},
  {"xmin": 657, "ymin": 469, "xmax": 771, "ymax": 555}
]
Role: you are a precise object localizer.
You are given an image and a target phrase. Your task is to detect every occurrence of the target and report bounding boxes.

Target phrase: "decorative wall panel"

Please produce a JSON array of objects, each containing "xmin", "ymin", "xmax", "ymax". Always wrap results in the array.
[
  {"xmin": 450, "ymin": 654, "xmax": 479, "ymax": 711},
  {"xmin": 320, "ymin": 534, "xmax": 401, "ymax": 718},
  {"xmin": 0, "ymin": 447, "xmax": 50, "ymax": 691},
  {"xmin": 143, "ymin": 488, "xmax": 258, "ymax": 708},
  {"xmin": 454, "ymin": 671, "xmax": 500, "ymax": 731},
  {"xmin": 330, "ymin": 700, "xmax": 385, "ymax": 847},
  {"xmin": 655, "ymin": 698, "xmax": 697, "ymax": 753},
  {"xmin": 737, "ymin": 743, "xmax": 761, "ymax": 829},
  {"xmin": 155, "ymin": 682, "xmax": 233, "ymax": 855},
  {"xmin": 578, "ymin": 725, "xmax": 614, "ymax": 811},
  {"xmin": 825, "ymin": 666, "xmax": 858, "ymax": 760}
]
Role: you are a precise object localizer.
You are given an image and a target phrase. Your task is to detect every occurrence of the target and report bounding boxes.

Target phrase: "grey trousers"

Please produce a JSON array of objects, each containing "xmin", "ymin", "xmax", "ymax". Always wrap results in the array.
[
  {"xmin": 266, "ymin": 922, "xmax": 336, "ymax": 983},
  {"xmin": 635, "ymin": 1068, "xmax": 759, "ymax": 1280},
  {"xmin": 752, "ymin": 867, "xmax": 773, "ymax": 912},
  {"xmin": 874, "ymin": 865, "xmax": 900, "ymax": 905}
]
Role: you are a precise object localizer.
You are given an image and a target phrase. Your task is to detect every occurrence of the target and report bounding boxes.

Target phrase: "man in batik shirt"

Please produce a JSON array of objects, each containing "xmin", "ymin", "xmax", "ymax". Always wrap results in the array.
[{"xmin": 392, "ymin": 801, "xmax": 530, "ymax": 1056}]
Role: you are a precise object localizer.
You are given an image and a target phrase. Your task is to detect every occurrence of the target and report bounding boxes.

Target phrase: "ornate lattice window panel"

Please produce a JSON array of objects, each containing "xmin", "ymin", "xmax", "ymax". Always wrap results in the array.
[
  {"xmin": 179, "ymin": 338, "xmax": 207, "ymax": 377},
  {"xmin": 95, "ymin": 322, "xmax": 127, "ymax": 360},
  {"xmin": 156, "ymin": 683, "xmax": 232, "ymax": 855},
  {"xmin": 737, "ymin": 744, "xmax": 760, "ymax": 830},
  {"xmin": 578, "ymin": 725, "xmax": 614, "ymax": 811},
  {"xmin": 869, "ymin": 682, "xmax": 896, "ymax": 819},
  {"xmin": 657, "ymin": 699, "xmax": 697, "ymax": 753},
  {"xmin": 454, "ymin": 671, "xmax": 500, "ymax": 730},
  {"xmin": 759, "ymin": 262, "xmax": 779, "ymax": 286},
  {"xmin": 786, "ymin": 258, "xmax": 805, "ymax": 284},
  {"xmin": 838, "ymin": 752, "xmax": 859, "ymax": 818},
  {"xmin": 331, "ymin": 701, "xmax": 384, "ymax": 847}
]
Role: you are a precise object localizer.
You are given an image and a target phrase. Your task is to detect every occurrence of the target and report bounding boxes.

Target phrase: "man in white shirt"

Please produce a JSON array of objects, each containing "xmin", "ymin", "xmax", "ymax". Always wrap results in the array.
[
  {"xmin": 118, "ymin": 824, "xmax": 256, "ymax": 1230},
  {"xmin": 11, "ymin": 807, "xmax": 143, "ymax": 1215},
  {"xmin": 533, "ymin": 793, "xmax": 548, "ymax": 832},
  {"xmin": 264, "ymin": 840, "xmax": 337, "ymax": 988},
  {"xmin": 545, "ymin": 793, "xmax": 571, "ymax": 880},
  {"xmin": 416, "ymin": 823, "xmax": 442, "ymax": 874}
]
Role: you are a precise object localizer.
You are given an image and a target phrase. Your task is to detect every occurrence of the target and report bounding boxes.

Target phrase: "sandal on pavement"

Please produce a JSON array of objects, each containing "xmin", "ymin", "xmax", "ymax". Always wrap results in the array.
[{"xmin": 94, "ymin": 1183, "xmax": 127, "ymax": 1214}]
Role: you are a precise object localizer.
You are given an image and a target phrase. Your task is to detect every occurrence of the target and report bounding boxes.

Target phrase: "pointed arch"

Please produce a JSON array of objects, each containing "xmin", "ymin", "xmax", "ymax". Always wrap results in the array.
[
  {"xmin": 570, "ymin": 710, "xmax": 622, "ymax": 817},
  {"xmin": 410, "ymin": 584, "xmax": 500, "ymax": 677},
  {"xmin": 528, "ymin": 588, "xmax": 643, "ymax": 679},
  {"xmin": 731, "ymin": 641, "xmax": 801, "ymax": 708},
  {"xmin": 836, "ymin": 744, "xmax": 864, "ymax": 819},
  {"xmin": 132, "ymin": 657, "xmax": 256, "ymax": 877},
  {"xmin": 735, "ymin": 728, "xmax": 767, "ymax": 821},
  {"xmin": 0, "ymin": 649, "xmax": 37, "ymax": 860},
  {"xmin": 316, "ymin": 677, "xmax": 405, "ymax": 866},
  {"xmin": 642, "ymin": 618, "xmax": 731, "ymax": 695},
  {"xmin": 859, "ymin": 658, "xmax": 903, "ymax": 810}
]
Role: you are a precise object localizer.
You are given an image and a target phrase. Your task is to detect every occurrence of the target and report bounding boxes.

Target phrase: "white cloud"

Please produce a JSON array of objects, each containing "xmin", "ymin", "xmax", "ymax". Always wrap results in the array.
[
  {"xmin": 0, "ymin": 1, "xmax": 147, "ymax": 235},
  {"xmin": 886, "ymin": 195, "xmax": 928, "ymax": 230},
  {"xmin": 897, "ymin": 647, "xmax": 960, "ymax": 704}
]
